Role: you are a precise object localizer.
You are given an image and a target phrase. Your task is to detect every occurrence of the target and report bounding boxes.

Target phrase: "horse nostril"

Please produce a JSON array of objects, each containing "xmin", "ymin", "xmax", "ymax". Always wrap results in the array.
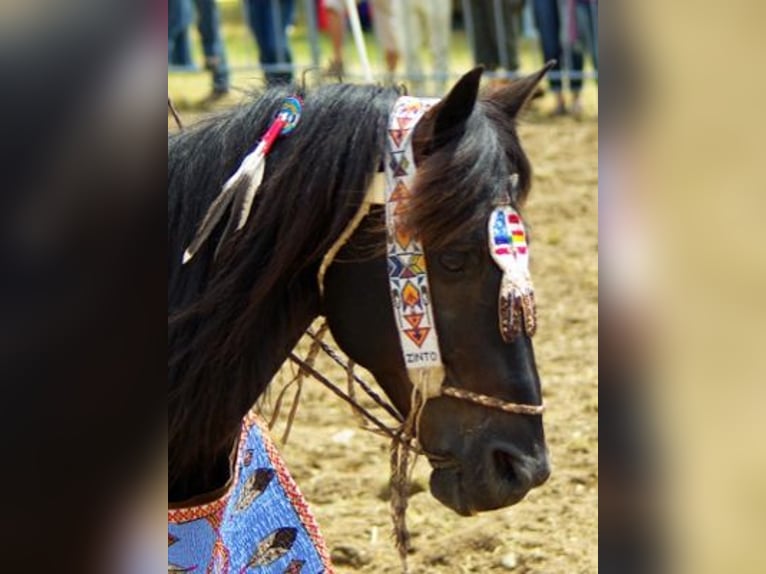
[{"xmin": 492, "ymin": 449, "xmax": 523, "ymax": 486}]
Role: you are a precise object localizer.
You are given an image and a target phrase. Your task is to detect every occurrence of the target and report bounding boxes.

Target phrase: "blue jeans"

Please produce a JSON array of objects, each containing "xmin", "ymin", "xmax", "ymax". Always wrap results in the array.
[
  {"xmin": 575, "ymin": 0, "xmax": 597, "ymax": 73},
  {"xmin": 243, "ymin": 0, "xmax": 295, "ymax": 85},
  {"xmin": 168, "ymin": 0, "xmax": 194, "ymax": 67},
  {"xmin": 532, "ymin": 0, "xmax": 584, "ymax": 92},
  {"xmin": 195, "ymin": 0, "xmax": 230, "ymax": 91},
  {"xmin": 469, "ymin": 0, "xmax": 524, "ymax": 72}
]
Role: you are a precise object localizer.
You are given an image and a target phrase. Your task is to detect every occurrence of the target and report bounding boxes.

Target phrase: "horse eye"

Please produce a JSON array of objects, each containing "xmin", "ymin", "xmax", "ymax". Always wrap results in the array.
[{"xmin": 439, "ymin": 251, "xmax": 467, "ymax": 272}]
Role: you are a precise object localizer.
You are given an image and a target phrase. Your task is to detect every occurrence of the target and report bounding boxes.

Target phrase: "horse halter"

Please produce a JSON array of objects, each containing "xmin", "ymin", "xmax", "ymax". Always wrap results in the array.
[
  {"xmin": 319, "ymin": 96, "xmax": 544, "ymax": 418},
  {"xmin": 313, "ymin": 96, "xmax": 545, "ymax": 571}
]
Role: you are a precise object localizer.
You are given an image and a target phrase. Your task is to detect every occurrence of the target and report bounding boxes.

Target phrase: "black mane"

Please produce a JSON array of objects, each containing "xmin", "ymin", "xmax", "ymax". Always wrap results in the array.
[{"xmin": 168, "ymin": 84, "xmax": 398, "ymax": 486}]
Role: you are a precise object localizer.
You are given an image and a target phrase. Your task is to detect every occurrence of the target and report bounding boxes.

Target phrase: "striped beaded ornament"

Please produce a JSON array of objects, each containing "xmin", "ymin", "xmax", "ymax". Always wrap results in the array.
[{"xmin": 488, "ymin": 199, "xmax": 537, "ymax": 342}]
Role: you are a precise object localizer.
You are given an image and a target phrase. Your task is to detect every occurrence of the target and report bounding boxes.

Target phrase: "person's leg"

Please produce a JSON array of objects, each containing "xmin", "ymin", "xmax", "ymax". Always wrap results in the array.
[
  {"xmin": 470, "ymin": 0, "xmax": 499, "ymax": 71},
  {"xmin": 277, "ymin": 0, "xmax": 295, "ymax": 83},
  {"xmin": 576, "ymin": 0, "xmax": 597, "ymax": 72},
  {"xmin": 501, "ymin": 0, "xmax": 523, "ymax": 73},
  {"xmin": 371, "ymin": 0, "xmax": 400, "ymax": 79},
  {"xmin": 399, "ymin": 0, "xmax": 423, "ymax": 87},
  {"xmin": 568, "ymin": 43, "xmax": 584, "ymax": 115},
  {"xmin": 168, "ymin": 0, "xmax": 181, "ymax": 62},
  {"xmin": 173, "ymin": 29, "xmax": 194, "ymax": 67},
  {"xmin": 244, "ymin": 0, "xmax": 290, "ymax": 85},
  {"xmin": 168, "ymin": 0, "xmax": 194, "ymax": 67},
  {"xmin": 324, "ymin": 0, "xmax": 346, "ymax": 75},
  {"xmin": 532, "ymin": 0, "xmax": 565, "ymax": 111},
  {"xmin": 428, "ymin": 0, "xmax": 451, "ymax": 93},
  {"xmin": 195, "ymin": 0, "xmax": 230, "ymax": 94}
]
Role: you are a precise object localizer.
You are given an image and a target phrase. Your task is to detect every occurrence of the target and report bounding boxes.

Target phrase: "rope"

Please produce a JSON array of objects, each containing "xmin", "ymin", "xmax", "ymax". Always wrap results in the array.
[
  {"xmin": 305, "ymin": 328, "xmax": 403, "ymax": 423},
  {"xmin": 280, "ymin": 330, "xmax": 544, "ymax": 574},
  {"xmin": 441, "ymin": 387, "xmax": 545, "ymax": 415},
  {"xmin": 168, "ymin": 96, "xmax": 183, "ymax": 131},
  {"xmin": 390, "ymin": 387, "xmax": 425, "ymax": 574},
  {"xmin": 269, "ymin": 323, "xmax": 329, "ymax": 444},
  {"xmin": 287, "ymin": 352, "xmax": 408, "ymax": 446}
]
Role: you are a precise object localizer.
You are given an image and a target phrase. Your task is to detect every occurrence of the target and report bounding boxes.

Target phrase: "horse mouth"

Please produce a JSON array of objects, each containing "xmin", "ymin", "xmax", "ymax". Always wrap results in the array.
[{"xmin": 426, "ymin": 457, "xmax": 533, "ymax": 516}]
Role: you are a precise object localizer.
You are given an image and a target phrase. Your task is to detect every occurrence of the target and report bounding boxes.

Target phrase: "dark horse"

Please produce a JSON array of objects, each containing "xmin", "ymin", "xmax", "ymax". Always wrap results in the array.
[{"xmin": 169, "ymin": 66, "xmax": 551, "ymax": 518}]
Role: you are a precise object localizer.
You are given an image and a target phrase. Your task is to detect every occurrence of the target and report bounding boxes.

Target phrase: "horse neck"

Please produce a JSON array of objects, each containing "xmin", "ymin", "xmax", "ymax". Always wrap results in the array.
[{"xmin": 169, "ymin": 281, "xmax": 319, "ymax": 503}]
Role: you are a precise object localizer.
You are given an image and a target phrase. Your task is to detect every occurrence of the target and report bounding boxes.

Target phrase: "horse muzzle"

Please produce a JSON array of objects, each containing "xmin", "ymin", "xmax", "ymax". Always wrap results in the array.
[{"xmin": 427, "ymin": 442, "xmax": 550, "ymax": 516}]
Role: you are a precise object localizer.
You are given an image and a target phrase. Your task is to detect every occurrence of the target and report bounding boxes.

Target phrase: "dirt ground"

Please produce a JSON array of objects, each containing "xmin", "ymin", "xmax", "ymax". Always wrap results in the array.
[{"xmin": 256, "ymin": 114, "xmax": 599, "ymax": 574}]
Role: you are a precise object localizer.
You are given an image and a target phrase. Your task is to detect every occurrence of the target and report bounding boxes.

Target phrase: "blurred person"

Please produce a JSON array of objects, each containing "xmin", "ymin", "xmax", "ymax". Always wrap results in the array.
[
  {"xmin": 466, "ymin": 0, "xmax": 525, "ymax": 80},
  {"xmin": 400, "ymin": 0, "xmax": 453, "ymax": 94},
  {"xmin": 168, "ymin": 0, "xmax": 194, "ymax": 67},
  {"xmin": 244, "ymin": 0, "xmax": 295, "ymax": 85},
  {"xmin": 168, "ymin": 0, "xmax": 230, "ymax": 102},
  {"xmin": 195, "ymin": 0, "xmax": 231, "ymax": 102},
  {"xmin": 324, "ymin": 0, "xmax": 399, "ymax": 82},
  {"xmin": 532, "ymin": 0, "xmax": 597, "ymax": 117},
  {"xmin": 570, "ymin": 0, "xmax": 597, "ymax": 74}
]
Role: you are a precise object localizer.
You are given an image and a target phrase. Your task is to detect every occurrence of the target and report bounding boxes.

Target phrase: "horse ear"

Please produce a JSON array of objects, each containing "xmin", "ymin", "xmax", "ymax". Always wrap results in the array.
[
  {"xmin": 487, "ymin": 60, "xmax": 556, "ymax": 118},
  {"xmin": 414, "ymin": 67, "xmax": 484, "ymax": 154},
  {"xmin": 432, "ymin": 66, "xmax": 484, "ymax": 137}
]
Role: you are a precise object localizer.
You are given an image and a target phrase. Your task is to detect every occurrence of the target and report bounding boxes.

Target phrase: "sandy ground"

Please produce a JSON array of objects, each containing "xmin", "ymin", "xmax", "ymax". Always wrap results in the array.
[{"xmin": 257, "ymin": 114, "xmax": 599, "ymax": 574}]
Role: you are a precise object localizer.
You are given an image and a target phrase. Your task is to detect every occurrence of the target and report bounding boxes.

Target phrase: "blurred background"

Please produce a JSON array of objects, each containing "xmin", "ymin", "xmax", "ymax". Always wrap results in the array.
[{"xmin": 167, "ymin": 0, "xmax": 598, "ymax": 115}]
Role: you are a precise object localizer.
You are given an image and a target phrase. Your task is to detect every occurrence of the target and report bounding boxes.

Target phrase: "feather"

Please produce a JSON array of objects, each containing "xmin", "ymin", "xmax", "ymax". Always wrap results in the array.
[
  {"xmin": 181, "ymin": 143, "xmax": 266, "ymax": 264},
  {"xmin": 234, "ymin": 468, "xmax": 274, "ymax": 512},
  {"xmin": 212, "ymin": 153, "xmax": 266, "ymax": 260},
  {"xmin": 182, "ymin": 96, "xmax": 303, "ymax": 264},
  {"xmin": 181, "ymin": 181, "xmax": 238, "ymax": 264},
  {"xmin": 247, "ymin": 527, "xmax": 297, "ymax": 568},
  {"xmin": 212, "ymin": 173, "xmax": 249, "ymax": 260},
  {"xmin": 236, "ymin": 150, "xmax": 266, "ymax": 231}
]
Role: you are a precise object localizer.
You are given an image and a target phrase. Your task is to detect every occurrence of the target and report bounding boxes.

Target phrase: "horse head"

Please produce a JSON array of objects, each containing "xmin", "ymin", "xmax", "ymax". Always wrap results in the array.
[{"xmin": 322, "ymin": 65, "xmax": 553, "ymax": 516}]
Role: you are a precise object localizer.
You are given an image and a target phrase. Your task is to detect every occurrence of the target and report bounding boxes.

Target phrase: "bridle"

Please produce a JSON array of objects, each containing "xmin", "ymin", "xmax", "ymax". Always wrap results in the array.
[
  {"xmin": 302, "ymin": 96, "xmax": 545, "ymax": 572},
  {"xmin": 315, "ymin": 95, "xmax": 544, "ymax": 420},
  {"xmin": 181, "ymin": 92, "xmax": 544, "ymax": 420},
  {"xmin": 278, "ymin": 314, "xmax": 542, "ymax": 573}
]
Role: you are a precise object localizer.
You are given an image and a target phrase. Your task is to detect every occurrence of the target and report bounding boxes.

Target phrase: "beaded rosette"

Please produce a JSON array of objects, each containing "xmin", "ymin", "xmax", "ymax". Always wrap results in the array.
[{"xmin": 488, "ymin": 205, "xmax": 537, "ymax": 341}]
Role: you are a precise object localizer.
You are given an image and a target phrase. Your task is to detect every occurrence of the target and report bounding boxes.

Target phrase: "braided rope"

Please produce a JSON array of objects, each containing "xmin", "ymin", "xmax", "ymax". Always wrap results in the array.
[
  {"xmin": 269, "ymin": 322, "xmax": 329, "ymax": 444},
  {"xmin": 390, "ymin": 388, "xmax": 424, "ymax": 574},
  {"xmin": 278, "ymin": 331, "xmax": 543, "ymax": 574},
  {"xmin": 441, "ymin": 386, "xmax": 545, "ymax": 416}
]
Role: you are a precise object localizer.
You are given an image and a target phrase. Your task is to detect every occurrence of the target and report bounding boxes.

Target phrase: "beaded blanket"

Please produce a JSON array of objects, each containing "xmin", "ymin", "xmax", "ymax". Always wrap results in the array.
[{"xmin": 168, "ymin": 413, "xmax": 334, "ymax": 573}]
